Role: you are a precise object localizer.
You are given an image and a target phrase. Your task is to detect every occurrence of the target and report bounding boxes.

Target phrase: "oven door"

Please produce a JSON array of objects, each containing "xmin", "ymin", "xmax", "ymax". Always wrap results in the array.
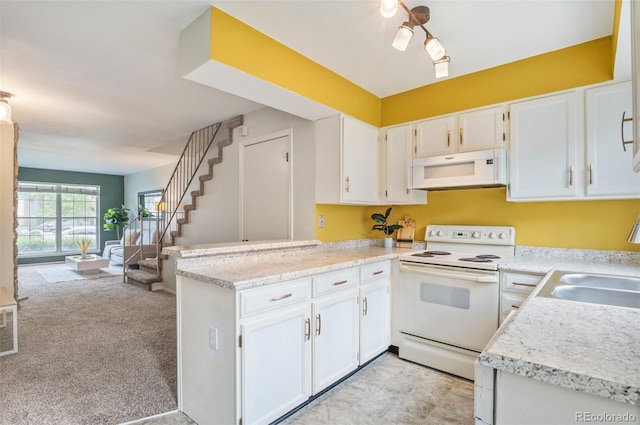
[{"xmin": 398, "ymin": 262, "xmax": 499, "ymax": 352}]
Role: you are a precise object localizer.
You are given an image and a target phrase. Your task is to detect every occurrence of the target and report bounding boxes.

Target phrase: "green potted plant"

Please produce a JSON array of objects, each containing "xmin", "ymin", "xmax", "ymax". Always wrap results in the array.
[
  {"xmin": 371, "ymin": 207, "xmax": 403, "ymax": 248},
  {"xmin": 103, "ymin": 204, "xmax": 130, "ymax": 239}
]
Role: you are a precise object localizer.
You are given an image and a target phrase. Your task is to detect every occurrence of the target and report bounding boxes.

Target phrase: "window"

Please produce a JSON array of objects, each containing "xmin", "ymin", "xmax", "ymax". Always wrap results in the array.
[
  {"xmin": 138, "ymin": 190, "xmax": 163, "ymax": 218},
  {"xmin": 17, "ymin": 182, "xmax": 100, "ymax": 256}
]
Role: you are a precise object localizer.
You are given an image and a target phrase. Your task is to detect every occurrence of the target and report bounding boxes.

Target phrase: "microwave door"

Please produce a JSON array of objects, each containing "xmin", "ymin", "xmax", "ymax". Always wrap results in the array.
[{"xmin": 411, "ymin": 149, "xmax": 505, "ymax": 189}]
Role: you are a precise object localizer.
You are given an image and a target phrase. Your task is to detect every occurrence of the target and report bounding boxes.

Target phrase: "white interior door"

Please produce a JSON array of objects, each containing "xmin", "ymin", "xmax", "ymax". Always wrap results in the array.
[{"xmin": 240, "ymin": 130, "xmax": 292, "ymax": 242}]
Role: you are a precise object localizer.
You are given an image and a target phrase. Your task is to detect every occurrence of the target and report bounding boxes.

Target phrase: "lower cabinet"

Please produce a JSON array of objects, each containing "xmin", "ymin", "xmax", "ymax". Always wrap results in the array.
[
  {"xmin": 499, "ymin": 271, "xmax": 544, "ymax": 324},
  {"xmin": 177, "ymin": 260, "xmax": 391, "ymax": 425},
  {"xmin": 241, "ymin": 304, "xmax": 312, "ymax": 425}
]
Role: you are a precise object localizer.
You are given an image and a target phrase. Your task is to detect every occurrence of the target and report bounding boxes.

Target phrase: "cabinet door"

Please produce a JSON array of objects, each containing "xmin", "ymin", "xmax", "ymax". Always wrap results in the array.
[
  {"xmin": 508, "ymin": 93, "xmax": 578, "ymax": 201},
  {"xmin": 241, "ymin": 305, "xmax": 311, "ymax": 425},
  {"xmin": 632, "ymin": 0, "xmax": 640, "ymax": 172},
  {"xmin": 458, "ymin": 106, "xmax": 505, "ymax": 152},
  {"xmin": 312, "ymin": 289, "xmax": 359, "ymax": 394},
  {"xmin": 415, "ymin": 115, "xmax": 457, "ymax": 157},
  {"xmin": 585, "ymin": 82, "xmax": 640, "ymax": 197},
  {"xmin": 384, "ymin": 125, "xmax": 427, "ymax": 204},
  {"xmin": 342, "ymin": 116, "xmax": 379, "ymax": 203},
  {"xmin": 359, "ymin": 279, "xmax": 390, "ymax": 364}
]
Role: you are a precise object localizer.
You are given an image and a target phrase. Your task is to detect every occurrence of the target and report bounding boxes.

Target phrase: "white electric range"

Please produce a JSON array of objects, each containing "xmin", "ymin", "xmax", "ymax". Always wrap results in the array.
[{"xmin": 396, "ymin": 225, "xmax": 515, "ymax": 380}]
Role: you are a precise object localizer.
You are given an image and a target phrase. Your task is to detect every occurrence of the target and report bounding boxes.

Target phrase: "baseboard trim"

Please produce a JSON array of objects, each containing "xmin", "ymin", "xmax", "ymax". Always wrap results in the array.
[{"xmin": 118, "ymin": 409, "xmax": 180, "ymax": 425}]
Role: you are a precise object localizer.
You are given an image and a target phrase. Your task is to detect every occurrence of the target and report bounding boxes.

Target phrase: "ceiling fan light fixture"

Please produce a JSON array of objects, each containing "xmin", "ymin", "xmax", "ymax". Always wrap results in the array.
[
  {"xmin": 434, "ymin": 56, "xmax": 450, "ymax": 78},
  {"xmin": 0, "ymin": 91, "xmax": 13, "ymax": 124},
  {"xmin": 424, "ymin": 36, "xmax": 446, "ymax": 61},
  {"xmin": 379, "ymin": 0, "xmax": 399, "ymax": 18},
  {"xmin": 392, "ymin": 22, "xmax": 414, "ymax": 51}
]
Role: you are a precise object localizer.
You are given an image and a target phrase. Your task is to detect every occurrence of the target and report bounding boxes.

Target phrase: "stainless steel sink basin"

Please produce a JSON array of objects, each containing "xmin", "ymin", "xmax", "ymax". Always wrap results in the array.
[
  {"xmin": 551, "ymin": 285, "xmax": 640, "ymax": 309},
  {"xmin": 537, "ymin": 270, "xmax": 640, "ymax": 309},
  {"xmin": 559, "ymin": 273, "xmax": 640, "ymax": 291}
]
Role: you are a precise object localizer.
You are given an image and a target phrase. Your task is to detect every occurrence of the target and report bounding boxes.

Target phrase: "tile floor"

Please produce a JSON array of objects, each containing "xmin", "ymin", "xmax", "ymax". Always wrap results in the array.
[{"xmin": 130, "ymin": 353, "xmax": 475, "ymax": 425}]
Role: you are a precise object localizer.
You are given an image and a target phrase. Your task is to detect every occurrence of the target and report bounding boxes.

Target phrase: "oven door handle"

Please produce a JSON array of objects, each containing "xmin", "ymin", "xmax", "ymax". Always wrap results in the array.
[{"xmin": 399, "ymin": 263, "xmax": 498, "ymax": 283}]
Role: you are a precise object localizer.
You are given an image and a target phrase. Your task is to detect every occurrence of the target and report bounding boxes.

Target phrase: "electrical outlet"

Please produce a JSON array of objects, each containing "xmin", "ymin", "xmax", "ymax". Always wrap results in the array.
[
  {"xmin": 318, "ymin": 215, "xmax": 325, "ymax": 228},
  {"xmin": 209, "ymin": 325, "xmax": 219, "ymax": 350}
]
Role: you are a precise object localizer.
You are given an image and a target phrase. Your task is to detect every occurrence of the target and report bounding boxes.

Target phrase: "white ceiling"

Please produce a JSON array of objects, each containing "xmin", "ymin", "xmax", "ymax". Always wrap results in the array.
[{"xmin": 0, "ymin": 0, "xmax": 619, "ymax": 176}]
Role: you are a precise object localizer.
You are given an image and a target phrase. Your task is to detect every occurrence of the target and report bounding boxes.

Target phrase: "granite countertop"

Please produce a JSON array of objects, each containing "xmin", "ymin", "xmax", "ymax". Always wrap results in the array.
[
  {"xmin": 478, "ymin": 270, "xmax": 640, "ymax": 406},
  {"xmin": 176, "ymin": 245, "xmax": 407, "ymax": 291}
]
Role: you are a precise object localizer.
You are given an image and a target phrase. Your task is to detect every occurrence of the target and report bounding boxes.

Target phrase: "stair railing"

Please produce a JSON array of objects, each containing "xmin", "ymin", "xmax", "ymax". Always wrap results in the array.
[{"xmin": 155, "ymin": 122, "xmax": 222, "ymax": 266}]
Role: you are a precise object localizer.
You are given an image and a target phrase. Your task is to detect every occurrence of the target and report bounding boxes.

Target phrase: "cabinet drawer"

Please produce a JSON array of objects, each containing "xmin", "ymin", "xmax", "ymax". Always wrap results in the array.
[
  {"xmin": 240, "ymin": 279, "xmax": 311, "ymax": 318},
  {"xmin": 502, "ymin": 272, "xmax": 543, "ymax": 294},
  {"xmin": 500, "ymin": 293, "xmax": 527, "ymax": 323},
  {"xmin": 313, "ymin": 268, "xmax": 359, "ymax": 297},
  {"xmin": 360, "ymin": 261, "xmax": 391, "ymax": 283}
]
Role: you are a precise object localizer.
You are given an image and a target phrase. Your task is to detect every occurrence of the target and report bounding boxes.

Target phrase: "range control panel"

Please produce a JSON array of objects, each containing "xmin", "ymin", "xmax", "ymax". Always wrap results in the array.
[{"xmin": 425, "ymin": 225, "xmax": 516, "ymax": 246}]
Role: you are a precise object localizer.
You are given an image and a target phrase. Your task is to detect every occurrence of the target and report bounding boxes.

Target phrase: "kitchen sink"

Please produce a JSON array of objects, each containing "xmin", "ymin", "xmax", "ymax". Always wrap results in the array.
[
  {"xmin": 558, "ymin": 273, "xmax": 640, "ymax": 291},
  {"xmin": 551, "ymin": 285, "xmax": 640, "ymax": 309},
  {"xmin": 537, "ymin": 270, "xmax": 640, "ymax": 310}
]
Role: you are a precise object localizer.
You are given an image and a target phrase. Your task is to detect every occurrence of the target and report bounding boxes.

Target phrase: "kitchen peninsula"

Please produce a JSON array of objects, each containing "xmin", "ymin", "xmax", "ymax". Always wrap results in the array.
[{"xmin": 167, "ymin": 239, "xmax": 640, "ymax": 425}]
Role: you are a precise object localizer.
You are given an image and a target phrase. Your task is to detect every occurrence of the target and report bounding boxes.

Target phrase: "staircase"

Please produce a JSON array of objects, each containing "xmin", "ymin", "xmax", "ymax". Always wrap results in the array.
[{"xmin": 122, "ymin": 116, "xmax": 244, "ymax": 290}]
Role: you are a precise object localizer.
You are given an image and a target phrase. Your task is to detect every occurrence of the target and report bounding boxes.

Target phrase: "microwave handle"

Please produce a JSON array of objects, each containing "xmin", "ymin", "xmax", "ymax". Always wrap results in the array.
[{"xmin": 399, "ymin": 263, "xmax": 498, "ymax": 283}]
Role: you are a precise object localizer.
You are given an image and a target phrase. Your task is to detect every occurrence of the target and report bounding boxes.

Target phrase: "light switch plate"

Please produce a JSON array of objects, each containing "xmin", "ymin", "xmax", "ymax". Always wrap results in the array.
[{"xmin": 209, "ymin": 325, "xmax": 219, "ymax": 350}]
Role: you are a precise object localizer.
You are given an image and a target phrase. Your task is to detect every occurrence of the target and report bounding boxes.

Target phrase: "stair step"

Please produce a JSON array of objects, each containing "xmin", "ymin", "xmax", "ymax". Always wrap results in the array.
[
  {"xmin": 183, "ymin": 204, "xmax": 195, "ymax": 212},
  {"xmin": 199, "ymin": 174, "xmax": 213, "ymax": 182},
  {"xmin": 191, "ymin": 190, "xmax": 203, "ymax": 197},
  {"xmin": 176, "ymin": 218, "xmax": 187, "ymax": 225},
  {"xmin": 209, "ymin": 157, "xmax": 222, "ymax": 166},
  {"xmin": 138, "ymin": 257, "xmax": 158, "ymax": 269},
  {"xmin": 126, "ymin": 270, "xmax": 161, "ymax": 290},
  {"xmin": 170, "ymin": 230, "xmax": 180, "ymax": 238}
]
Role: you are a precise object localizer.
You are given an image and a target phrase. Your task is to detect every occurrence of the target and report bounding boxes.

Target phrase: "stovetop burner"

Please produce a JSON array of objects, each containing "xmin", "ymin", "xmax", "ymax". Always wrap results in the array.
[
  {"xmin": 411, "ymin": 252, "xmax": 435, "ymax": 258},
  {"xmin": 475, "ymin": 254, "xmax": 501, "ymax": 259},
  {"xmin": 424, "ymin": 251, "xmax": 451, "ymax": 255},
  {"xmin": 458, "ymin": 257, "xmax": 494, "ymax": 263}
]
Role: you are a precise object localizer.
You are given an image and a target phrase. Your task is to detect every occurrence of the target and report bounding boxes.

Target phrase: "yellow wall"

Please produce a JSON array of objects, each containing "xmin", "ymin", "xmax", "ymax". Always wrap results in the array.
[
  {"xmin": 209, "ymin": 7, "xmax": 381, "ymax": 126},
  {"xmin": 317, "ymin": 191, "xmax": 640, "ymax": 252},
  {"xmin": 207, "ymin": 6, "xmax": 638, "ymax": 252}
]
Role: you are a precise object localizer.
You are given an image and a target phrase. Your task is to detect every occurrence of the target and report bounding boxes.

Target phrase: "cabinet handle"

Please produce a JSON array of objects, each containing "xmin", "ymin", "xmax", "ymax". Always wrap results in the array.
[
  {"xmin": 568, "ymin": 166, "xmax": 573, "ymax": 186},
  {"xmin": 406, "ymin": 188, "xmax": 410, "ymax": 195},
  {"xmin": 345, "ymin": 176, "xmax": 350, "ymax": 193},
  {"xmin": 621, "ymin": 111, "xmax": 634, "ymax": 152},
  {"xmin": 588, "ymin": 164, "xmax": 593, "ymax": 185},
  {"xmin": 363, "ymin": 297, "xmax": 368, "ymax": 316},
  {"xmin": 333, "ymin": 280, "xmax": 348, "ymax": 286},
  {"xmin": 511, "ymin": 304, "xmax": 521, "ymax": 309},
  {"xmin": 447, "ymin": 130, "xmax": 451, "ymax": 147},
  {"xmin": 316, "ymin": 314, "xmax": 321, "ymax": 336},
  {"xmin": 459, "ymin": 128, "xmax": 463, "ymax": 145},
  {"xmin": 270, "ymin": 293, "xmax": 292, "ymax": 301},
  {"xmin": 512, "ymin": 281, "xmax": 538, "ymax": 288},
  {"xmin": 305, "ymin": 318, "xmax": 311, "ymax": 341},
  {"xmin": 373, "ymin": 270, "xmax": 384, "ymax": 275}
]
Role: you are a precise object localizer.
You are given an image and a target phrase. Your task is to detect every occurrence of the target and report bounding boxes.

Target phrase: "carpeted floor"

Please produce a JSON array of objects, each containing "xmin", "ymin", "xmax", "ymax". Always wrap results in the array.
[{"xmin": 0, "ymin": 264, "xmax": 178, "ymax": 425}]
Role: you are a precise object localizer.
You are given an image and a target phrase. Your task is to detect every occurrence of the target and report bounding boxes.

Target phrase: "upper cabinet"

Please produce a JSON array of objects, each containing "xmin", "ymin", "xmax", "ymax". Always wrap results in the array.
[
  {"xmin": 316, "ymin": 115, "xmax": 380, "ymax": 205},
  {"xmin": 585, "ymin": 82, "xmax": 640, "ymax": 197},
  {"xmin": 381, "ymin": 124, "xmax": 427, "ymax": 205},
  {"xmin": 632, "ymin": 0, "xmax": 640, "ymax": 172},
  {"xmin": 508, "ymin": 92, "xmax": 578, "ymax": 201},
  {"xmin": 508, "ymin": 85, "xmax": 640, "ymax": 202},
  {"xmin": 414, "ymin": 105, "xmax": 506, "ymax": 158}
]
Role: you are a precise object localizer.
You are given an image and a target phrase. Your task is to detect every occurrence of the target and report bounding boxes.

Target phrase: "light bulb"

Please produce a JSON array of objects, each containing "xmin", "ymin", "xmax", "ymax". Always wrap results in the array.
[
  {"xmin": 424, "ymin": 36, "xmax": 446, "ymax": 61},
  {"xmin": 392, "ymin": 23, "xmax": 413, "ymax": 51},
  {"xmin": 0, "ymin": 100, "xmax": 12, "ymax": 124},
  {"xmin": 434, "ymin": 58, "xmax": 449, "ymax": 78},
  {"xmin": 379, "ymin": 0, "xmax": 398, "ymax": 18}
]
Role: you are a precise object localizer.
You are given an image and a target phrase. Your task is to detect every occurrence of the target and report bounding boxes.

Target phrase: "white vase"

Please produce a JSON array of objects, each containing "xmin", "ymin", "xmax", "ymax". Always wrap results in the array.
[{"xmin": 384, "ymin": 237, "xmax": 393, "ymax": 248}]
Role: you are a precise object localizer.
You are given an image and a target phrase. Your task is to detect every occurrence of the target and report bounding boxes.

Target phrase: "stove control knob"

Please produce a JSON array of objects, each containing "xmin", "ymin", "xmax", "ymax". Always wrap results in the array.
[
  {"xmin": 499, "ymin": 232, "xmax": 508, "ymax": 240},
  {"xmin": 428, "ymin": 230, "xmax": 436, "ymax": 237},
  {"xmin": 437, "ymin": 230, "xmax": 444, "ymax": 237},
  {"xmin": 489, "ymin": 232, "xmax": 497, "ymax": 239},
  {"xmin": 472, "ymin": 231, "xmax": 480, "ymax": 238}
]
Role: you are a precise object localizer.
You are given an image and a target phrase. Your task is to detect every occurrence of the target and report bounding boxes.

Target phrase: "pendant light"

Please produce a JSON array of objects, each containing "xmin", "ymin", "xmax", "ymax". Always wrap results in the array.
[{"xmin": 379, "ymin": 0, "xmax": 450, "ymax": 78}]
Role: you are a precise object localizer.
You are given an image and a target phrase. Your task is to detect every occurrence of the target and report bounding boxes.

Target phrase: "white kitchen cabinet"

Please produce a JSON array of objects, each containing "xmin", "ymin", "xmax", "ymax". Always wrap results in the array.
[
  {"xmin": 414, "ymin": 105, "xmax": 505, "ymax": 158},
  {"xmin": 632, "ymin": 0, "xmax": 640, "ymax": 172},
  {"xmin": 312, "ymin": 289, "xmax": 359, "ymax": 393},
  {"xmin": 315, "ymin": 114, "xmax": 380, "ymax": 205},
  {"xmin": 359, "ymin": 261, "xmax": 391, "ymax": 364},
  {"xmin": 415, "ymin": 115, "xmax": 457, "ymax": 157},
  {"xmin": 382, "ymin": 124, "xmax": 427, "ymax": 205},
  {"xmin": 508, "ymin": 92, "xmax": 578, "ymax": 201},
  {"xmin": 499, "ymin": 271, "xmax": 543, "ymax": 324},
  {"xmin": 241, "ymin": 304, "xmax": 312, "ymax": 425},
  {"xmin": 585, "ymin": 82, "xmax": 640, "ymax": 197}
]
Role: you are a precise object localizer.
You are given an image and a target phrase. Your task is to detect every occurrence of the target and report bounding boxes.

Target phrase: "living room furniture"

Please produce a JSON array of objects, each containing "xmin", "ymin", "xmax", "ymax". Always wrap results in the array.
[
  {"xmin": 103, "ymin": 229, "xmax": 158, "ymax": 266},
  {"xmin": 65, "ymin": 254, "xmax": 110, "ymax": 273},
  {"xmin": 0, "ymin": 287, "xmax": 17, "ymax": 356}
]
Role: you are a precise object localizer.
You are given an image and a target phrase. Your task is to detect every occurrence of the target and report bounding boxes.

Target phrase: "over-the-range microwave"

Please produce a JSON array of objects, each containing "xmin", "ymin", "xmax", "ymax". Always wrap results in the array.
[{"xmin": 411, "ymin": 148, "xmax": 507, "ymax": 190}]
